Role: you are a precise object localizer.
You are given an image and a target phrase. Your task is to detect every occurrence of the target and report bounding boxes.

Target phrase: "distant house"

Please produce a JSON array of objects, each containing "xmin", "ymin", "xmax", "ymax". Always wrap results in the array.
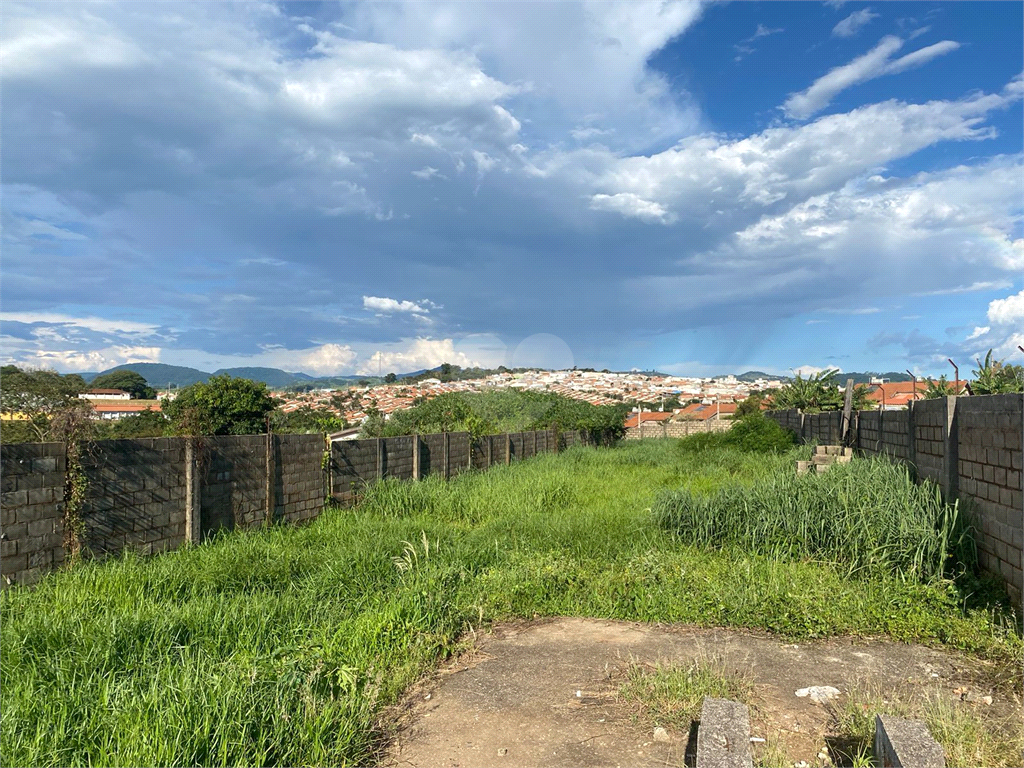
[
  {"xmin": 672, "ymin": 402, "xmax": 737, "ymax": 421},
  {"xmin": 79, "ymin": 389, "xmax": 131, "ymax": 401},
  {"xmin": 623, "ymin": 411, "xmax": 673, "ymax": 429},
  {"xmin": 90, "ymin": 402, "xmax": 161, "ymax": 420}
]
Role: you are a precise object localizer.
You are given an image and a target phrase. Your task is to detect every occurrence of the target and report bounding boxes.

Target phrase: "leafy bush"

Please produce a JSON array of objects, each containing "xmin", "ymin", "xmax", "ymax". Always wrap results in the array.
[
  {"xmin": 676, "ymin": 412, "xmax": 795, "ymax": 454},
  {"xmin": 369, "ymin": 390, "xmax": 628, "ymax": 441}
]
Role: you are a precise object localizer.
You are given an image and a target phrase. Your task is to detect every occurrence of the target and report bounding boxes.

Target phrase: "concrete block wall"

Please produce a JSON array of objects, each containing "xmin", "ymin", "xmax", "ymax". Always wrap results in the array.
[
  {"xmin": 201, "ymin": 435, "xmax": 267, "ymax": 535},
  {"xmin": 911, "ymin": 399, "xmax": 947, "ymax": 488},
  {"xmin": 273, "ymin": 434, "xmax": 324, "ymax": 527},
  {"xmin": 626, "ymin": 420, "xmax": 733, "ymax": 440},
  {"xmin": 956, "ymin": 396, "xmax": 1023, "ymax": 595},
  {"xmin": 2, "ymin": 426, "xmax": 617, "ymax": 586},
  {"xmin": 769, "ymin": 394, "xmax": 1024, "ymax": 603},
  {"xmin": 1, "ymin": 443, "xmax": 66, "ymax": 586},
  {"xmin": 81, "ymin": 438, "xmax": 187, "ymax": 557}
]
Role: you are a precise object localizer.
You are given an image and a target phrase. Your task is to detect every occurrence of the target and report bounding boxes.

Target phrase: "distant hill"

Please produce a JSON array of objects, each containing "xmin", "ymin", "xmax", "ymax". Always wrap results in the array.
[
  {"xmin": 92, "ymin": 363, "xmax": 210, "ymax": 388},
  {"xmin": 213, "ymin": 367, "xmax": 303, "ymax": 389},
  {"xmin": 735, "ymin": 370, "xmax": 779, "ymax": 382}
]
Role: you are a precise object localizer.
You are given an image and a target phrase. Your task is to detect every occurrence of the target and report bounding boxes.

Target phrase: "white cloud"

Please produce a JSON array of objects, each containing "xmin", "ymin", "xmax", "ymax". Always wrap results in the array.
[
  {"xmin": 832, "ymin": 8, "xmax": 879, "ymax": 38},
  {"xmin": 8, "ymin": 345, "xmax": 163, "ymax": 372},
  {"xmin": 287, "ymin": 343, "xmax": 357, "ymax": 375},
  {"xmin": 356, "ymin": 337, "xmax": 480, "ymax": 375},
  {"xmin": 0, "ymin": 311, "xmax": 159, "ymax": 336},
  {"xmin": 783, "ymin": 36, "xmax": 960, "ymax": 119},
  {"xmin": 590, "ymin": 193, "xmax": 675, "ymax": 224},
  {"xmin": 987, "ymin": 290, "xmax": 1024, "ymax": 325},
  {"xmin": 793, "ymin": 364, "xmax": 841, "ymax": 376},
  {"xmin": 583, "ymin": 78, "xmax": 1021, "ymax": 228},
  {"xmin": 411, "ymin": 166, "xmax": 442, "ymax": 180},
  {"xmin": 362, "ymin": 296, "xmax": 430, "ymax": 314}
]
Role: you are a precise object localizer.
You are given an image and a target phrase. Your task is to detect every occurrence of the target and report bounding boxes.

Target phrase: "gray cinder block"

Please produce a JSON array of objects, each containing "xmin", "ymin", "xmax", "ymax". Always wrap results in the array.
[
  {"xmin": 874, "ymin": 714, "xmax": 945, "ymax": 768},
  {"xmin": 696, "ymin": 697, "xmax": 752, "ymax": 768}
]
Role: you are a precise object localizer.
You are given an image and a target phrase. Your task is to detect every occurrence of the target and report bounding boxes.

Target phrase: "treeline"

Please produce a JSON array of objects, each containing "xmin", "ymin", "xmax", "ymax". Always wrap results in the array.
[
  {"xmin": 359, "ymin": 389, "xmax": 628, "ymax": 442},
  {"xmin": 0, "ymin": 369, "xmax": 344, "ymax": 444},
  {"xmin": 1, "ymin": 367, "xmax": 625, "ymax": 445}
]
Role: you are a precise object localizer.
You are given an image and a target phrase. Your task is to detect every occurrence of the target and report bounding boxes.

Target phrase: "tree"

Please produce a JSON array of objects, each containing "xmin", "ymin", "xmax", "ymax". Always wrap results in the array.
[
  {"xmin": 163, "ymin": 375, "xmax": 276, "ymax": 435},
  {"xmin": 922, "ymin": 376, "xmax": 957, "ymax": 399},
  {"xmin": 90, "ymin": 370, "xmax": 157, "ymax": 399},
  {"xmin": 97, "ymin": 409, "xmax": 169, "ymax": 439},
  {"xmin": 735, "ymin": 392, "xmax": 765, "ymax": 419},
  {"xmin": 384, "ymin": 372, "xmax": 398, "ymax": 384},
  {"xmin": 971, "ymin": 350, "xmax": 1024, "ymax": 395},
  {"xmin": 769, "ymin": 369, "xmax": 871, "ymax": 413},
  {"xmin": 272, "ymin": 406, "xmax": 346, "ymax": 434},
  {"xmin": 0, "ymin": 368, "xmax": 91, "ymax": 442}
]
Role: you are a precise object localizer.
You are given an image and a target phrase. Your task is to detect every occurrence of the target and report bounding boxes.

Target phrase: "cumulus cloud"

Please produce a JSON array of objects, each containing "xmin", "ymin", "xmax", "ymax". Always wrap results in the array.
[
  {"xmin": 4, "ymin": 345, "xmax": 163, "ymax": 372},
  {"xmin": 355, "ymin": 337, "xmax": 480, "ymax": 375},
  {"xmin": 0, "ymin": 311, "xmax": 159, "ymax": 337},
  {"xmin": 783, "ymin": 36, "xmax": 961, "ymax": 119},
  {"xmin": 987, "ymin": 290, "xmax": 1024, "ymax": 325},
  {"xmin": 589, "ymin": 193, "xmax": 675, "ymax": 224},
  {"xmin": 362, "ymin": 296, "xmax": 430, "ymax": 314},
  {"xmin": 832, "ymin": 8, "xmax": 879, "ymax": 38}
]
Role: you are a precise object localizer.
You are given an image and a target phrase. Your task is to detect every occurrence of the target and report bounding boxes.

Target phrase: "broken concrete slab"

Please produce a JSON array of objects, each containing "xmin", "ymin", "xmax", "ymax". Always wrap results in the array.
[
  {"xmin": 874, "ymin": 714, "xmax": 945, "ymax": 768},
  {"xmin": 696, "ymin": 697, "xmax": 753, "ymax": 768}
]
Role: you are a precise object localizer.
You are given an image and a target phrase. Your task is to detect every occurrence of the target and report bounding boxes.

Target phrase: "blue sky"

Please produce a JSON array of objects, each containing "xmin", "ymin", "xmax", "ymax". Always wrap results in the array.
[{"xmin": 1, "ymin": 1, "xmax": 1021, "ymax": 378}]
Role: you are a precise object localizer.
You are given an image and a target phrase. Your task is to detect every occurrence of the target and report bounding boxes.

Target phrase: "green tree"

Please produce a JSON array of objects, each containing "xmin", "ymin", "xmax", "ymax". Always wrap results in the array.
[
  {"xmin": 922, "ymin": 376, "xmax": 957, "ymax": 399},
  {"xmin": 163, "ymin": 375, "xmax": 276, "ymax": 435},
  {"xmin": 971, "ymin": 350, "xmax": 1024, "ymax": 395},
  {"xmin": 735, "ymin": 391, "xmax": 765, "ymax": 419},
  {"xmin": 383, "ymin": 372, "xmax": 398, "ymax": 384},
  {"xmin": 98, "ymin": 410, "xmax": 169, "ymax": 439},
  {"xmin": 90, "ymin": 370, "xmax": 157, "ymax": 399},
  {"xmin": 0, "ymin": 368, "xmax": 91, "ymax": 442},
  {"xmin": 769, "ymin": 370, "xmax": 871, "ymax": 413},
  {"xmin": 272, "ymin": 406, "xmax": 346, "ymax": 434}
]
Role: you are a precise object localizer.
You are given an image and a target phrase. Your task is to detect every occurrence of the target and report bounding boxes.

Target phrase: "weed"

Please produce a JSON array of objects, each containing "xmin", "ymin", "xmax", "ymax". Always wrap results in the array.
[
  {"xmin": 828, "ymin": 684, "xmax": 1023, "ymax": 767},
  {"xmin": 619, "ymin": 657, "xmax": 751, "ymax": 731}
]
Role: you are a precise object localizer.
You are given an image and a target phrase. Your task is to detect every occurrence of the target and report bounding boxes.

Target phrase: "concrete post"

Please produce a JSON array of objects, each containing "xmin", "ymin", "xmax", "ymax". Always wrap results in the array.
[
  {"xmin": 443, "ymin": 432, "xmax": 450, "ymax": 479},
  {"xmin": 906, "ymin": 400, "xmax": 917, "ymax": 475},
  {"xmin": 487, "ymin": 435, "xmax": 493, "ymax": 468},
  {"xmin": 376, "ymin": 437, "xmax": 384, "ymax": 481},
  {"xmin": 506, "ymin": 433, "xmax": 511, "ymax": 465},
  {"xmin": 265, "ymin": 430, "xmax": 275, "ymax": 525},
  {"xmin": 184, "ymin": 439, "xmax": 201, "ymax": 544},
  {"xmin": 412, "ymin": 433, "xmax": 420, "ymax": 480},
  {"xmin": 942, "ymin": 396, "xmax": 959, "ymax": 500}
]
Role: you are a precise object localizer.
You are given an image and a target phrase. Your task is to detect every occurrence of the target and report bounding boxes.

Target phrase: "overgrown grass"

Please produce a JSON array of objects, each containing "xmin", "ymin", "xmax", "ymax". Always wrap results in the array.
[
  {"xmin": 828, "ymin": 685, "xmax": 1024, "ymax": 767},
  {"xmin": 1, "ymin": 440, "xmax": 1019, "ymax": 766},
  {"xmin": 619, "ymin": 657, "xmax": 751, "ymax": 731},
  {"xmin": 655, "ymin": 455, "xmax": 976, "ymax": 583}
]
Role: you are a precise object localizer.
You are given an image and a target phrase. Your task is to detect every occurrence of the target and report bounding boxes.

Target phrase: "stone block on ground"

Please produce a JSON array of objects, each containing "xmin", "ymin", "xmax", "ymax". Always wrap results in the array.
[
  {"xmin": 696, "ymin": 697, "xmax": 753, "ymax": 768},
  {"xmin": 874, "ymin": 714, "xmax": 945, "ymax": 768}
]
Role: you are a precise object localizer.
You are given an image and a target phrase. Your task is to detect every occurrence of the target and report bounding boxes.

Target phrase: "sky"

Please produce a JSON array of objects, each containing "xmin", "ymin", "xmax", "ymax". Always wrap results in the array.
[{"xmin": 1, "ymin": 0, "xmax": 1022, "ymax": 379}]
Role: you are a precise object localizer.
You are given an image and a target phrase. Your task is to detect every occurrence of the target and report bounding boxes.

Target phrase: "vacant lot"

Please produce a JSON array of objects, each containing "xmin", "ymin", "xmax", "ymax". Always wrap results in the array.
[{"xmin": 1, "ymin": 439, "xmax": 1020, "ymax": 766}]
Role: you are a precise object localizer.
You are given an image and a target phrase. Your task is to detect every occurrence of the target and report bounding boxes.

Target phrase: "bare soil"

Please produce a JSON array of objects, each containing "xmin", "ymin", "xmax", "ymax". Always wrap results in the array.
[{"xmin": 381, "ymin": 617, "xmax": 1020, "ymax": 768}]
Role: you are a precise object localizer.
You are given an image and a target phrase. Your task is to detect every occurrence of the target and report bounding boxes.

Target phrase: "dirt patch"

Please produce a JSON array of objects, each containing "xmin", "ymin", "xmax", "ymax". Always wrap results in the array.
[{"xmin": 382, "ymin": 617, "xmax": 1019, "ymax": 767}]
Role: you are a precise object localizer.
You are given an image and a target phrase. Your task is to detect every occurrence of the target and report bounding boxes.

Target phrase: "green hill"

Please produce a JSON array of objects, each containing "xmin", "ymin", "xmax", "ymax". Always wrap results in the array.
[
  {"xmin": 213, "ymin": 367, "xmax": 301, "ymax": 389},
  {"xmin": 91, "ymin": 363, "xmax": 210, "ymax": 388}
]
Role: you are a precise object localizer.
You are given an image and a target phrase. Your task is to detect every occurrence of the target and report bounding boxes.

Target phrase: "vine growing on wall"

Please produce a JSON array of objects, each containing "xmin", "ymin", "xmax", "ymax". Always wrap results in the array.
[{"xmin": 49, "ymin": 407, "xmax": 95, "ymax": 564}]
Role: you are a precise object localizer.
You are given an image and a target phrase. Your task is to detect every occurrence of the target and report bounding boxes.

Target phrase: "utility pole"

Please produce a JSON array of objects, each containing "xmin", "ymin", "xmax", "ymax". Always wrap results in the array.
[{"xmin": 947, "ymin": 359, "xmax": 959, "ymax": 396}]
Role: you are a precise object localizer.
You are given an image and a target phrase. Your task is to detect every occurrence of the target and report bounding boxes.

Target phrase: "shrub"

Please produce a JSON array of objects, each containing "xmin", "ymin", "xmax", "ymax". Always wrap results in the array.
[{"xmin": 676, "ymin": 412, "xmax": 795, "ymax": 454}]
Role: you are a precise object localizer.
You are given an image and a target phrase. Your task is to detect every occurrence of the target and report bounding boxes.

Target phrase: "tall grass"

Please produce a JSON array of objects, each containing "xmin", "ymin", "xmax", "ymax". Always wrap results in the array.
[
  {"xmin": 655, "ymin": 456, "xmax": 976, "ymax": 582},
  {"xmin": 1, "ymin": 440, "xmax": 1017, "ymax": 767}
]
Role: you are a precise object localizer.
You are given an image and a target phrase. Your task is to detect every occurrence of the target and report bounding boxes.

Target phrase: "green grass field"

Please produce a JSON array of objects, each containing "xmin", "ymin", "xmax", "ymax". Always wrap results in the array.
[{"xmin": 1, "ymin": 439, "xmax": 1019, "ymax": 766}]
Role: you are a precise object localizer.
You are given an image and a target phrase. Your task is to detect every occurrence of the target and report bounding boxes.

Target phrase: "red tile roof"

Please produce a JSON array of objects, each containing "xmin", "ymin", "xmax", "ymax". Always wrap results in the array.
[{"xmin": 624, "ymin": 411, "xmax": 673, "ymax": 428}]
